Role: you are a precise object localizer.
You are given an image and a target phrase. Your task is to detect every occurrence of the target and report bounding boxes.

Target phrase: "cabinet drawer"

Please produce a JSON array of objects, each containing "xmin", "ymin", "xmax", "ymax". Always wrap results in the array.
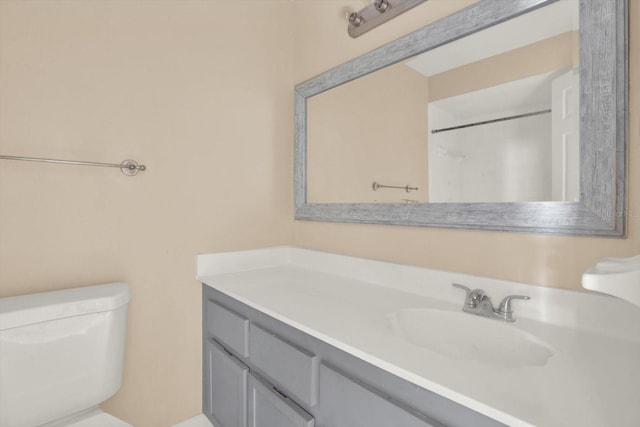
[
  {"xmin": 206, "ymin": 300, "xmax": 249, "ymax": 358},
  {"xmin": 204, "ymin": 339, "xmax": 249, "ymax": 427},
  {"xmin": 318, "ymin": 364, "xmax": 444, "ymax": 427},
  {"xmin": 249, "ymin": 373, "xmax": 315, "ymax": 427},
  {"xmin": 249, "ymin": 324, "xmax": 319, "ymax": 407}
]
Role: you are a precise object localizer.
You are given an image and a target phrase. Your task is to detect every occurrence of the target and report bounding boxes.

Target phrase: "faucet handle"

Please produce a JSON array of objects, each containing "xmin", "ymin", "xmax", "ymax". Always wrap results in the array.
[
  {"xmin": 452, "ymin": 283, "xmax": 484, "ymax": 308},
  {"xmin": 497, "ymin": 295, "xmax": 530, "ymax": 317},
  {"xmin": 452, "ymin": 283, "xmax": 471, "ymax": 294},
  {"xmin": 452, "ymin": 283, "xmax": 472, "ymax": 307}
]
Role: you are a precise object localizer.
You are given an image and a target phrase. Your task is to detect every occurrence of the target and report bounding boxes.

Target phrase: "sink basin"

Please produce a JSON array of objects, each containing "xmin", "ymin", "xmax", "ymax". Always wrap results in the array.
[{"xmin": 386, "ymin": 309, "xmax": 554, "ymax": 368}]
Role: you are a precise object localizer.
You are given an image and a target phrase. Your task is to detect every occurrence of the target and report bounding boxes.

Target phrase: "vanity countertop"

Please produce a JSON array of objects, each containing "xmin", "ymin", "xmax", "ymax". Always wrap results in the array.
[{"xmin": 197, "ymin": 247, "xmax": 640, "ymax": 427}]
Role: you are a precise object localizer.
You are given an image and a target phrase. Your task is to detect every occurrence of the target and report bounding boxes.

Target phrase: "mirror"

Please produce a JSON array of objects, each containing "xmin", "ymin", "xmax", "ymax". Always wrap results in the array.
[
  {"xmin": 295, "ymin": 0, "xmax": 627, "ymax": 236},
  {"xmin": 308, "ymin": 1, "xmax": 579, "ymax": 204}
]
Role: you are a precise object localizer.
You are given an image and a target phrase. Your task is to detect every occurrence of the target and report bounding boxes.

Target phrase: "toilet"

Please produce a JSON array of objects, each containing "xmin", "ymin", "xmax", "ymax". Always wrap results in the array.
[{"xmin": 0, "ymin": 283, "xmax": 133, "ymax": 427}]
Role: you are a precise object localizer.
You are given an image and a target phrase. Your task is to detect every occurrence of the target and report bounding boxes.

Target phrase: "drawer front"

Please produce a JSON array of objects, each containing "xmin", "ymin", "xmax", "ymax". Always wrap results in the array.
[
  {"xmin": 249, "ymin": 324, "xmax": 319, "ymax": 407},
  {"xmin": 249, "ymin": 373, "xmax": 315, "ymax": 427},
  {"xmin": 318, "ymin": 364, "xmax": 444, "ymax": 427},
  {"xmin": 206, "ymin": 299, "xmax": 249, "ymax": 358},
  {"xmin": 204, "ymin": 339, "xmax": 249, "ymax": 427}
]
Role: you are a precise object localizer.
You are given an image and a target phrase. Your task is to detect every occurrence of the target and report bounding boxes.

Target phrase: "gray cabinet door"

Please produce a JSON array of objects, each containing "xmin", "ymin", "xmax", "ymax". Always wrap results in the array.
[
  {"xmin": 204, "ymin": 339, "xmax": 249, "ymax": 427},
  {"xmin": 318, "ymin": 364, "xmax": 444, "ymax": 427},
  {"xmin": 248, "ymin": 373, "xmax": 315, "ymax": 427}
]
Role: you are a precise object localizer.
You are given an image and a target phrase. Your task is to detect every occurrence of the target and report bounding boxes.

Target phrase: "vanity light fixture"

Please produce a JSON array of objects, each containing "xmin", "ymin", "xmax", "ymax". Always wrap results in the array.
[
  {"xmin": 374, "ymin": 0, "xmax": 390, "ymax": 13},
  {"xmin": 348, "ymin": 12, "xmax": 365, "ymax": 27},
  {"xmin": 347, "ymin": 0, "xmax": 428, "ymax": 38}
]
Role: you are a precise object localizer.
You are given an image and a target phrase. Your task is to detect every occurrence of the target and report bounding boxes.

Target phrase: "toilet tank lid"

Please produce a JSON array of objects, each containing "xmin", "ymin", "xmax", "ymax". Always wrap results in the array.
[{"xmin": 0, "ymin": 282, "xmax": 131, "ymax": 331}]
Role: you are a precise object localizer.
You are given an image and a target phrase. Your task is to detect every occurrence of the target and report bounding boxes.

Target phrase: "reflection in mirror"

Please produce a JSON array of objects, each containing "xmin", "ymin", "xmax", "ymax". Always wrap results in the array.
[{"xmin": 307, "ymin": 0, "xmax": 579, "ymax": 204}]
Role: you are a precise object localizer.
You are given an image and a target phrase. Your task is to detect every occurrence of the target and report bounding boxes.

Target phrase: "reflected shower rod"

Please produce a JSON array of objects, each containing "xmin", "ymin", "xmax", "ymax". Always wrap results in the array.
[
  {"xmin": 431, "ymin": 109, "xmax": 551, "ymax": 134},
  {"xmin": 0, "ymin": 154, "xmax": 146, "ymax": 176}
]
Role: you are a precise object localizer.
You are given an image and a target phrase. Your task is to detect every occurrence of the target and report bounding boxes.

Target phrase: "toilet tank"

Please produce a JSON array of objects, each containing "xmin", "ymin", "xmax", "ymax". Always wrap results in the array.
[{"xmin": 0, "ymin": 283, "xmax": 131, "ymax": 427}]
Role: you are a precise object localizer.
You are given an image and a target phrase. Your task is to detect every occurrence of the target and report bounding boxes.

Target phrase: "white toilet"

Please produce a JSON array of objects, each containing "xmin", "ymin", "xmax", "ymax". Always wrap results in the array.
[{"xmin": 0, "ymin": 283, "xmax": 133, "ymax": 427}]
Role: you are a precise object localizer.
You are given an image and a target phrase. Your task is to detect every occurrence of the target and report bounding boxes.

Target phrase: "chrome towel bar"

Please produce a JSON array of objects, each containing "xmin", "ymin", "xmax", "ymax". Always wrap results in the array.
[{"xmin": 0, "ymin": 155, "xmax": 146, "ymax": 176}]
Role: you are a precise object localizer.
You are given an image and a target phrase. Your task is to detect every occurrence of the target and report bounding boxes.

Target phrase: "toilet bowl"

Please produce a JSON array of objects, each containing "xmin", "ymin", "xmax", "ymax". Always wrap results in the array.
[{"xmin": 0, "ymin": 283, "xmax": 132, "ymax": 427}]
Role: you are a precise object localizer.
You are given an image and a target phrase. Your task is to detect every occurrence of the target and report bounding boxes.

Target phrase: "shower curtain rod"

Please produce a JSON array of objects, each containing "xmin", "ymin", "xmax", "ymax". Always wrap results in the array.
[
  {"xmin": 431, "ymin": 109, "xmax": 551, "ymax": 134},
  {"xmin": 0, "ymin": 154, "xmax": 146, "ymax": 176}
]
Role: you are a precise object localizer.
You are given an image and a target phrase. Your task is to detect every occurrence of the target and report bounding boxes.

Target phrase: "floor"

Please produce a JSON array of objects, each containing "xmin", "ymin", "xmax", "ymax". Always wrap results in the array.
[{"xmin": 171, "ymin": 414, "xmax": 213, "ymax": 427}]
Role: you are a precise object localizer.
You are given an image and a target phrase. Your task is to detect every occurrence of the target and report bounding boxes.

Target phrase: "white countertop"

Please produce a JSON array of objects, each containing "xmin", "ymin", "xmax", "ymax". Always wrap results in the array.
[{"xmin": 197, "ymin": 247, "xmax": 640, "ymax": 427}]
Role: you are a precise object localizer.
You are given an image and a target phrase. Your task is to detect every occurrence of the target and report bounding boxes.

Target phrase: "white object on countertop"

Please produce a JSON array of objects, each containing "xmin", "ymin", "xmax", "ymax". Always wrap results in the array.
[{"xmin": 582, "ymin": 254, "xmax": 640, "ymax": 308}]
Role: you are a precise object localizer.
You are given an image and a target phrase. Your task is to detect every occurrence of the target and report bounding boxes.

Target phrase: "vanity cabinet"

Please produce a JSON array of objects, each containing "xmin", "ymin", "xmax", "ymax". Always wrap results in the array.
[{"xmin": 203, "ymin": 285, "xmax": 505, "ymax": 427}]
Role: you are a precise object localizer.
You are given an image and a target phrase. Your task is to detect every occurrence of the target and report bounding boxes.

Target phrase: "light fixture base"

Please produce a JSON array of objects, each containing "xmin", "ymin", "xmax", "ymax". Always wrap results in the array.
[{"xmin": 347, "ymin": 0, "xmax": 428, "ymax": 38}]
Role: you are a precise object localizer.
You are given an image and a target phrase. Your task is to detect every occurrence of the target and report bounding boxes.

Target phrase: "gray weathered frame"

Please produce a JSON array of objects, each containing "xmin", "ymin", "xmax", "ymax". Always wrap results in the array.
[{"xmin": 294, "ymin": 0, "xmax": 627, "ymax": 236}]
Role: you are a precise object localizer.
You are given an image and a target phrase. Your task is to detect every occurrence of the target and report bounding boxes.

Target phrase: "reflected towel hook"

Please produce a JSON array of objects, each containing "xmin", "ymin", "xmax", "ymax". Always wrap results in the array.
[{"xmin": 372, "ymin": 181, "xmax": 418, "ymax": 193}]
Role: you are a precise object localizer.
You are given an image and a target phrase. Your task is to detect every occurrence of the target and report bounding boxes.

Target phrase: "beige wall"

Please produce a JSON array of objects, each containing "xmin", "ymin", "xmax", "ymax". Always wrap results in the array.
[
  {"xmin": 0, "ymin": 1, "xmax": 293, "ymax": 426},
  {"xmin": 307, "ymin": 63, "xmax": 429, "ymax": 203},
  {"xmin": 292, "ymin": 0, "xmax": 640, "ymax": 292}
]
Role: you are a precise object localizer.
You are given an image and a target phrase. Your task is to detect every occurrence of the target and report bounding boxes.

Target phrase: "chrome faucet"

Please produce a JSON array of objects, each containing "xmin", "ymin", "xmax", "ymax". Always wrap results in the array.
[{"xmin": 452, "ymin": 283, "xmax": 530, "ymax": 322}]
